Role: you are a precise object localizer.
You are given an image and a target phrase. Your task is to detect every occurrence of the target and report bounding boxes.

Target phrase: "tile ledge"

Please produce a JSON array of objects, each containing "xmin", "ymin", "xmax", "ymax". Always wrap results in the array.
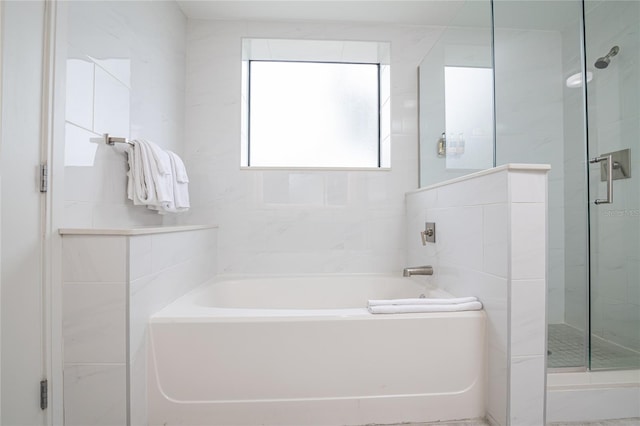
[
  {"xmin": 406, "ymin": 163, "xmax": 551, "ymax": 195},
  {"xmin": 58, "ymin": 224, "xmax": 218, "ymax": 236}
]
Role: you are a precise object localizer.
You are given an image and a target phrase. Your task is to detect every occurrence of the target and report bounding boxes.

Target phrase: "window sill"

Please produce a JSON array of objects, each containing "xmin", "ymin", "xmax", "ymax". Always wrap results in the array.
[{"xmin": 240, "ymin": 166, "xmax": 391, "ymax": 172}]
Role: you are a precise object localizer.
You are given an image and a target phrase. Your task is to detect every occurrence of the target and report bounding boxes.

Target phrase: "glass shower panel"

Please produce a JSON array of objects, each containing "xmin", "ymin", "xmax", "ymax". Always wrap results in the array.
[
  {"xmin": 493, "ymin": 0, "xmax": 589, "ymax": 369},
  {"xmin": 585, "ymin": 0, "xmax": 640, "ymax": 370}
]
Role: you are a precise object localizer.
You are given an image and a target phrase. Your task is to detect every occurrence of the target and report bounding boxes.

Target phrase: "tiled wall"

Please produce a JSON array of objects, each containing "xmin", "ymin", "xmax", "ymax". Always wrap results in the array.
[
  {"xmin": 61, "ymin": 1, "xmax": 187, "ymax": 228},
  {"xmin": 406, "ymin": 164, "xmax": 549, "ymax": 426},
  {"xmin": 61, "ymin": 227, "xmax": 217, "ymax": 426},
  {"xmin": 181, "ymin": 19, "xmax": 445, "ymax": 274}
]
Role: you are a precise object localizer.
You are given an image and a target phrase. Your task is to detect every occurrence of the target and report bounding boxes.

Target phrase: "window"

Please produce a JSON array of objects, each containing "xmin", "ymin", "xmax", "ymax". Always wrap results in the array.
[
  {"xmin": 241, "ymin": 39, "xmax": 390, "ymax": 169},
  {"xmin": 443, "ymin": 66, "xmax": 494, "ymax": 170}
]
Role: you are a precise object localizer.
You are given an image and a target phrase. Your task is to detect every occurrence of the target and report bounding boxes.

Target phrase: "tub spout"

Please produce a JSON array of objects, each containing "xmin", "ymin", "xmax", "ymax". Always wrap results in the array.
[{"xmin": 403, "ymin": 266, "xmax": 434, "ymax": 277}]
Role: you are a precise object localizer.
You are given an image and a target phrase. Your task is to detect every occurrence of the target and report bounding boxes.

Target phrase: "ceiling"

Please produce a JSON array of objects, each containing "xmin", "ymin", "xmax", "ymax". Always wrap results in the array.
[
  {"xmin": 176, "ymin": 1, "xmax": 468, "ymax": 27},
  {"xmin": 176, "ymin": 1, "xmax": 582, "ymax": 31}
]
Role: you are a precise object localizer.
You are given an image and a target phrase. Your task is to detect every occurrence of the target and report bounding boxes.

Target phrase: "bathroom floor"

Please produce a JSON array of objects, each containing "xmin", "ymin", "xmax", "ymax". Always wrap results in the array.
[
  {"xmin": 393, "ymin": 418, "xmax": 640, "ymax": 425},
  {"xmin": 548, "ymin": 323, "xmax": 640, "ymax": 369}
]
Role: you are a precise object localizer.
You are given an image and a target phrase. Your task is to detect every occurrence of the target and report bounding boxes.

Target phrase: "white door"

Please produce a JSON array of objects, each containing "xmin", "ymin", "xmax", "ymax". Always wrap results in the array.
[{"xmin": 1, "ymin": 1, "xmax": 49, "ymax": 424}]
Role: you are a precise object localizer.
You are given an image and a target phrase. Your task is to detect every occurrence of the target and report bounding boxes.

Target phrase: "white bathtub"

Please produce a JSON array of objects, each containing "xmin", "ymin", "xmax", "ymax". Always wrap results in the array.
[{"xmin": 148, "ymin": 275, "xmax": 486, "ymax": 426}]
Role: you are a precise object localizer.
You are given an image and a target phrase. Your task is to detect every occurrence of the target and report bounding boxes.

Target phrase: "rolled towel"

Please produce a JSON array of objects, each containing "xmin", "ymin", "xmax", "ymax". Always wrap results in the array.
[
  {"xmin": 368, "ymin": 296, "xmax": 478, "ymax": 307},
  {"xmin": 368, "ymin": 301, "xmax": 483, "ymax": 314}
]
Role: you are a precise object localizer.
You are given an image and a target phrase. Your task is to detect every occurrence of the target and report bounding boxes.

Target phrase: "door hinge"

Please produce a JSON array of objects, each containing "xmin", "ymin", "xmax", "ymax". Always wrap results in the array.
[
  {"xmin": 39, "ymin": 164, "xmax": 48, "ymax": 193},
  {"xmin": 40, "ymin": 379, "xmax": 48, "ymax": 410}
]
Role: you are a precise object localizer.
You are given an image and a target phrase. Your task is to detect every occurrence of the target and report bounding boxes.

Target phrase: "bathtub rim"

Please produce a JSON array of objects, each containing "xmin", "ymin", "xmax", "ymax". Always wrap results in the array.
[{"xmin": 151, "ymin": 273, "xmax": 468, "ymax": 321}]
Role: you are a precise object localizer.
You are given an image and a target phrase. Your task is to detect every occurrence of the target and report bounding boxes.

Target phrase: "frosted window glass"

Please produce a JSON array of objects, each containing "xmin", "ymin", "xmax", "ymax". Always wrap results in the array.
[
  {"xmin": 444, "ymin": 66, "xmax": 494, "ymax": 170},
  {"xmin": 249, "ymin": 61, "xmax": 379, "ymax": 168}
]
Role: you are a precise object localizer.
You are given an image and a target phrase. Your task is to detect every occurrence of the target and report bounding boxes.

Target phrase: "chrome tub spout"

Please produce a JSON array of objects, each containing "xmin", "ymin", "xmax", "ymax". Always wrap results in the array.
[{"xmin": 402, "ymin": 266, "xmax": 434, "ymax": 277}]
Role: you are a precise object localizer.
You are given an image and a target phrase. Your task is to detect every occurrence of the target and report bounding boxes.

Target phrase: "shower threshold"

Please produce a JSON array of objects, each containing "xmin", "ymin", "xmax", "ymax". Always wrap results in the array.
[{"xmin": 548, "ymin": 323, "xmax": 640, "ymax": 370}]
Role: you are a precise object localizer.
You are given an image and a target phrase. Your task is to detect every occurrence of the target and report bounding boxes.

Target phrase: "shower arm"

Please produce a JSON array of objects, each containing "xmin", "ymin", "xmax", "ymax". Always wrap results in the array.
[{"xmin": 590, "ymin": 154, "xmax": 613, "ymax": 205}]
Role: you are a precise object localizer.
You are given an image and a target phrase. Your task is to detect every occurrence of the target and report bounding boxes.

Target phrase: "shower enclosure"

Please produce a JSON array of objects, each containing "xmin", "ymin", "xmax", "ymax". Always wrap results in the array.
[
  {"xmin": 420, "ymin": 0, "xmax": 639, "ymax": 371},
  {"xmin": 494, "ymin": 0, "xmax": 640, "ymax": 371}
]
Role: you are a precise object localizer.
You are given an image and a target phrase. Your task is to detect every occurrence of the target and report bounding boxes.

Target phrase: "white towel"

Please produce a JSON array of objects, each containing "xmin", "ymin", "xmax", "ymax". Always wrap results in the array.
[
  {"xmin": 165, "ymin": 151, "xmax": 190, "ymax": 212},
  {"xmin": 143, "ymin": 140, "xmax": 173, "ymax": 211},
  {"xmin": 126, "ymin": 140, "xmax": 189, "ymax": 214},
  {"xmin": 368, "ymin": 301, "xmax": 483, "ymax": 314},
  {"xmin": 127, "ymin": 141, "xmax": 158, "ymax": 206},
  {"xmin": 127, "ymin": 140, "xmax": 172, "ymax": 211},
  {"xmin": 368, "ymin": 296, "xmax": 478, "ymax": 307},
  {"xmin": 168, "ymin": 150, "xmax": 189, "ymax": 183}
]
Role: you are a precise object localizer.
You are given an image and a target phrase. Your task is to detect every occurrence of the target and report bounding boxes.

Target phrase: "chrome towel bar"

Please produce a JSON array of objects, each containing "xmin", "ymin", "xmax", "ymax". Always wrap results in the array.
[{"xmin": 104, "ymin": 133, "xmax": 133, "ymax": 146}]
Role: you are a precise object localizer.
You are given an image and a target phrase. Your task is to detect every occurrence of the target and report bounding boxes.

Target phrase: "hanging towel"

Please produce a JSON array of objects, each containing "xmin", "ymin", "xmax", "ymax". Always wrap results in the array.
[
  {"xmin": 168, "ymin": 150, "xmax": 189, "ymax": 183},
  {"xmin": 368, "ymin": 301, "xmax": 483, "ymax": 314},
  {"xmin": 127, "ymin": 139, "xmax": 172, "ymax": 211},
  {"xmin": 368, "ymin": 296, "xmax": 478, "ymax": 307},
  {"xmin": 126, "ymin": 140, "xmax": 189, "ymax": 214},
  {"xmin": 165, "ymin": 151, "xmax": 190, "ymax": 212},
  {"xmin": 127, "ymin": 141, "xmax": 159, "ymax": 207},
  {"xmin": 142, "ymin": 140, "xmax": 173, "ymax": 211}
]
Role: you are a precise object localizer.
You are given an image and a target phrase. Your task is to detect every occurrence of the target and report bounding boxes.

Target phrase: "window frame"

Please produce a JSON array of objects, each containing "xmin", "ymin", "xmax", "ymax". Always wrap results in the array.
[{"xmin": 240, "ymin": 38, "xmax": 391, "ymax": 170}]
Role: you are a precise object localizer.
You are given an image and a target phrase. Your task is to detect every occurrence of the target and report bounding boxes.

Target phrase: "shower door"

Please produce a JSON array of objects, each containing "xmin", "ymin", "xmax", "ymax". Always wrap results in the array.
[{"xmin": 585, "ymin": 0, "xmax": 640, "ymax": 370}]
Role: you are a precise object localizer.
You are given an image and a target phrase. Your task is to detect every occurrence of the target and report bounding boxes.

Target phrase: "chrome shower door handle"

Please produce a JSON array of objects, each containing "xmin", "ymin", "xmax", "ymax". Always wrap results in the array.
[{"xmin": 590, "ymin": 154, "xmax": 614, "ymax": 204}]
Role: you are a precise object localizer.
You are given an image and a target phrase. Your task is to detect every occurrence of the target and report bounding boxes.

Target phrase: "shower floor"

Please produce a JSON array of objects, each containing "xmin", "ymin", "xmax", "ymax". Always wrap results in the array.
[{"xmin": 548, "ymin": 323, "xmax": 640, "ymax": 369}]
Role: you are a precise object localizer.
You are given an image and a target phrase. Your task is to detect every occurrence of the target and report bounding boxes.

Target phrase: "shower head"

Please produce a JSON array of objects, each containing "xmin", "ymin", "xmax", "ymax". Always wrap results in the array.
[{"xmin": 594, "ymin": 45, "xmax": 619, "ymax": 69}]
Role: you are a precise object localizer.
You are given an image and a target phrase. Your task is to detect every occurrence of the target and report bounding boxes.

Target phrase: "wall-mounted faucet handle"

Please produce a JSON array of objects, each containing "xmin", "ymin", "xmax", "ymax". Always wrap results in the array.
[{"xmin": 420, "ymin": 222, "xmax": 436, "ymax": 246}]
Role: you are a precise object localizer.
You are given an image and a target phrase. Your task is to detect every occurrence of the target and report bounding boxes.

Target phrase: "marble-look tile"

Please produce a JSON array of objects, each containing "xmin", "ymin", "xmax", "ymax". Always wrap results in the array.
[
  {"xmin": 487, "ymin": 346, "xmax": 508, "ymax": 426},
  {"xmin": 65, "ymin": 163, "xmax": 98, "ymax": 202},
  {"xmin": 435, "ymin": 169, "xmax": 508, "ymax": 208},
  {"xmin": 129, "ymin": 235, "xmax": 152, "ymax": 281},
  {"xmin": 130, "ymin": 338, "xmax": 148, "ymax": 426},
  {"xmin": 510, "ymin": 202, "xmax": 546, "ymax": 280},
  {"xmin": 510, "ymin": 170, "xmax": 547, "ymax": 203},
  {"xmin": 185, "ymin": 20, "xmax": 432, "ymax": 275},
  {"xmin": 64, "ymin": 122, "xmax": 99, "ymax": 168},
  {"xmin": 93, "ymin": 65, "xmax": 130, "ymax": 138},
  {"xmin": 91, "ymin": 202, "xmax": 164, "ymax": 229},
  {"xmin": 511, "ymin": 279, "xmax": 546, "ymax": 357},
  {"xmin": 509, "ymin": 355, "xmax": 545, "ymax": 425},
  {"xmin": 63, "ymin": 364, "xmax": 127, "ymax": 426},
  {"xmin": 64, "ymin": 0, "xmax": 186, "ymax": 229},
  {"xmin": 483, "ymin": 203, "xmax": 509, "ymax": 278},
  {"xmin": 63, "ymin": 282, "xmax": 126, "ymax": 363},
  {"xmin": 62, "ymin": 235, "xmax": 127, "ymax": 282},
  {"xmin": 63, "ymin": 201, "xmax": 93, "ymax": 228},
  {"xmin": 65, "ymin": 58, "xmax": 94, "ymax": 130},
  {"xmin": 547, "ymin": 387, "xmax": 640, "ymax": 423},
  {"xmin": 150, "ymin": 229, "xmax": 215, "ymax": 273},
  {"xmin": 90, "ymin": 57, "xmax": 131, "ymax": 88},
  {"xmin": 429, "ymin": 206, "xmax": 484, "ymax": 271}
]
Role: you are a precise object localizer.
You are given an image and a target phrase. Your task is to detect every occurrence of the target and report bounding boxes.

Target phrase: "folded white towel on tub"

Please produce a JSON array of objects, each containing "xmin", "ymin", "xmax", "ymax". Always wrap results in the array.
[
  {"xmin": 368, "ymin": 301, "xmax": 483, "ymax": 314},
  {"xmin": 368, "ymin": 296, "xmax": 478, "ymax": 307}
]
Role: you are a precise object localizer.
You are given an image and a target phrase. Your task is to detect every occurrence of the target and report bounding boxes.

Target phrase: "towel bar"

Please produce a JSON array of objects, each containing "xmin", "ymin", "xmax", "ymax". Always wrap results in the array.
[{"xmin": 104, "ymin": 133, "xmax": 133, "ymax": 146}]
